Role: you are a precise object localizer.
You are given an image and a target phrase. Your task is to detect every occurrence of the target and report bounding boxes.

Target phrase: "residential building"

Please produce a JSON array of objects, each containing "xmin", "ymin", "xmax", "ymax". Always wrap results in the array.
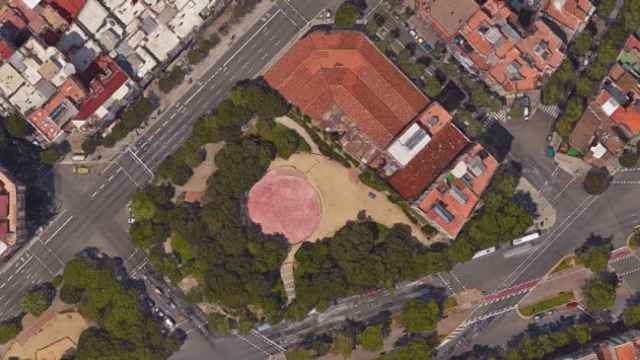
[
  {"xmin": 569, "ymin": 34, "xmax": 640, "ymax": 166},
  {"xmin": 0, "ymin": 168, "xmax": 25, "ymax": 256},
  {"xmin": 415, "ymin": 0, "xmax": 480, "ymax": 40},
  {"xmin": 417, "ymin": 143, "xmax": 498, "ymax": 238},
  {"xmin": 542, "ymin": 0, "xmax": 594, "ymax": 38},
  {"xmin": 455, "ymin": 0, "xmax": 565, "ymax": 95},
  {"xmin": 576, "ymin": 335, "xmax": 640, "ymax": 360},
  {"xmin": 385, "ymin": 102, "xmax": 470, "ymax": 200}
]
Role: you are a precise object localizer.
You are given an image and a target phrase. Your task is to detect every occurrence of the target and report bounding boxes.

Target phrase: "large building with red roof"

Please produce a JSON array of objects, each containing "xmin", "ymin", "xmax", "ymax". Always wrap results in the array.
[
  {"xmin": 76, "ymin": 54, "xmax": 129, "ymax": 120},
  {"xmin": 266, "ymin": 31, "xmax": 500, "ymax": 236},
  {"xmin": 265, "ymin": 30, "xmax": 429, "ymax": 163}
]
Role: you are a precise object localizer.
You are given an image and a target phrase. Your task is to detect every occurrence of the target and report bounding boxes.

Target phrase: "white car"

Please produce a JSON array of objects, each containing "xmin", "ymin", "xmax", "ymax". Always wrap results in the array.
[{"xmin": 409, "ymin": 29, "xmax": 417, "ymax": 39}]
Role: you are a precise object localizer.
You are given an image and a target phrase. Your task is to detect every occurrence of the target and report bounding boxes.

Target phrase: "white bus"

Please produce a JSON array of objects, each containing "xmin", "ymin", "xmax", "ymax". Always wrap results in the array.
[
  {"xmin": 512, "ymin": 232, "xmax": 541, "ymax": 246},
  {"xmin": 472, "ymin": 247, "xmax": 496, "ymax": 259}
]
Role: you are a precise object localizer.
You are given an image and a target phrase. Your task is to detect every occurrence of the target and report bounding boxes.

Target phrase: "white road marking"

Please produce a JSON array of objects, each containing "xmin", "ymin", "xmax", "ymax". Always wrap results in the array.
[
  {"xmin": 44, "ymin": 216, "xmax": 74, "ymax": 244},
  {"xmin": 223, "ymin": 9, "xmax": 282, "ymax": 68}
]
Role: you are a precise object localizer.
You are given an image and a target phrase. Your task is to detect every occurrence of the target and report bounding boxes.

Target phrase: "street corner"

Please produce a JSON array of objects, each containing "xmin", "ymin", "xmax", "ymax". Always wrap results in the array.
[{"xmin": 516, "ymin": 175, "xmax": 558, "ymax": 231}]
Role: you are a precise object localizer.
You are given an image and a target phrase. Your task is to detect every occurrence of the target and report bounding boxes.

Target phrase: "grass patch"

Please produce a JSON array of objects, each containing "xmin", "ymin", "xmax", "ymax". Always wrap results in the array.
[
  {"xmin": 520, "ymin": 291, "xmax": 575, "ymax": 316},
  {"xmin": 551, "ymin": 256, "xmax": 576, "ymax": 274},
  {"xmin": 509, "ymin": 105, "xmax": 525, "ymax": 120}
]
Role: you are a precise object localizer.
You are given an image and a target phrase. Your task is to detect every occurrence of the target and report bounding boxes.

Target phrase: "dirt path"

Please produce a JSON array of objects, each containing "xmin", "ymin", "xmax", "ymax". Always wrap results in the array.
[
  {"xmin": 275, "ymin": 116, "xmax": 320, "ymax": 154},
  {"xmin": 173, "ymin": 143, "xmax": 223, "ymax": 203}
]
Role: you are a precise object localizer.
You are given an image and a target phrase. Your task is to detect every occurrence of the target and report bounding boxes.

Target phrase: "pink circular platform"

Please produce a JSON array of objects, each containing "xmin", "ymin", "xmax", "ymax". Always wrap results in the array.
[{"xmin": 247, "ymin": 169, "xmax": 321, "ymax": 244}]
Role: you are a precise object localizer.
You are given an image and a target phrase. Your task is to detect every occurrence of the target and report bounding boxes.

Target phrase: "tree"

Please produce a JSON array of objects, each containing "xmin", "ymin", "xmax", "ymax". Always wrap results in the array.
[
  {"xmin": 578, "ymin": 244, "xmax": 611, "ymax": 273},
  {"xmin": 619, "ymin": 150, "xmax": 640, "ymax": 168},
  {"xmin": 379, "ymin": 338, "xmax": 433, "ymax": 360},
  {"xmin": 596, "ymin": 0, "xmax": 615, "ymax": 17},
  {"xmin": 358, "ymin": 325, "xmax": 384, "ymax": 352},
  {"xmin": 286, "ymin": 348, "xmax": 312, "ymax": 360},
  {"xmin": 207, "ymin": 313, "xmax": 232, "ymax": 334},
  {"xmin": 0, "ymin": 318, "xmax": 21, "ymax": 344},
  {"xmin": 584, "ymin": 276, "xmax": 617, "ymax": 311},
  {"xmin": 571, "ymin": 32, "xmax": 592, "ymax": 58},
  {"xmin": 583, "ymin": 168, "xmax": 611, "ymax": 195},
  {"xmin": 334, "ymin": 2, "xmax": 358, "ymax": 29},
  {"xmin": 331, "ymin": 334, "xmax": 353, "ymax": 358},
  {"xmin": 39, "ymin": 142, "xmax": 70, "ymax": 164},
  {"xmin": 400, "ymin": 299, "xmax": 440, "ymax": 333},
  {"xmin": 229, "ymin": 81, "xmax": 289, "ymax": 118},
  {"xmin": 60, "ymin": 285, "xmax": 84, "ymax": 304},
  {"xmin": 81, "ymin": 134, "xmax": 100, "ymax": 155},
  {"xmin": 623, "ymin": 304, "xmax": 640, "ymax": 327},
  {"xmin": 4, "ymin": 113, "xmax": 30, "ymax": 138},
  {"xmin": 423, "ymin": 76, "xmax": 442, "ymax": 98},
  {"xmin": 158, "ymin": 67, "xmax": 186, "ymax": 93},
  {"xmin": 21, "ymin": 287, "xmax": 53, "ymax": 316}
]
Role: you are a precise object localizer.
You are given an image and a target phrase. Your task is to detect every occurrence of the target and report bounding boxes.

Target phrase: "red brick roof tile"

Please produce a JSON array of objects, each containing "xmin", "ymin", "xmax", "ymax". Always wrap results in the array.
[
  {"xmin": 77, "ymin": 55, "xmax": 128, "ymax": 120},
  {"xmin": 265, "ymin": 31, "xmax": 429, "ymax": 148},
  {"xmin": 388, "ymin": 123, "xmax": 469, "ymax": 199}
]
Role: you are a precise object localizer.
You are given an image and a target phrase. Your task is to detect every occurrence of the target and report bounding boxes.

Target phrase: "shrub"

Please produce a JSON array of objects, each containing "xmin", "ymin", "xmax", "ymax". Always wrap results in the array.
[
  {"xmin": 159, "ymin": 67, "xmax": 186, "ymax": 93},
  {"xmin": 60, "ymin": 285, "xmax": 84, "ymax": 304},
  {"xmin": 334, "ymin": 3, "xmax": 358, "ymax": 29},
  {"xmin": 0, "ymin": 318, "xmax": 21, "ymax": 344},
  {"xmin": 619, "ymin": 150, "xmax": 639, "ymax": 168},
  {"xmin": 21, "ymin": 287, "xmax": 54, "ymax": 316}
]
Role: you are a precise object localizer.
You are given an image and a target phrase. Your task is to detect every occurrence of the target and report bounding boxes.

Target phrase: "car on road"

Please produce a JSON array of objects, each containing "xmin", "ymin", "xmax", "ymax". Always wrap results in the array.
[
  {"xmin": 72, "ymin": 165, "xmax": 90, "ymax": 175},
  {"xmin": 168, "ymin": 300, "xmax": 177, "ymax": 310},
  {"xmin": 154, "ymin": 286, "xmax": 164, "ymax": 295},
  {"xmin": 409, "ymin": 29, "xmax": 417, "ymax": 39},
  {"xmin": 533, "ymin": 314, "xmax": 544, "ymax": 321}
]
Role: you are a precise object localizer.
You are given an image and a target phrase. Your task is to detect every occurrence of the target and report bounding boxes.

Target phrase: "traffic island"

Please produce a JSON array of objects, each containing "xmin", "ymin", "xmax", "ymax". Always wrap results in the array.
[{"xmin": 517, "ymin": 291, "xmax": 575, "ymax": 318}]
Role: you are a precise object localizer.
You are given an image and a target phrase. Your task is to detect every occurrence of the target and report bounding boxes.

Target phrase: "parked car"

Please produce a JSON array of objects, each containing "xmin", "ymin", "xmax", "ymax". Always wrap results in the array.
[
  {"xmin": 154, "ymin": 286, "xmax": 164, "ymax": 295},
  {"xmin": 409, "ymin": 29, "xmax": 417, "ymax": 39},
  {"xmin": 72, "ymin": 165, "xmax": 90, "ymax": 175},
  {"xmin": 163, "ymin": 316, "xmax": 176, "ymax": 331},
  {"xmin": 168, "ymin": 300, "xmax": 177, "ymax": 310},
  {"xmin": 533, "ymin": 314, "xmax": 544, "ymax": 321}
]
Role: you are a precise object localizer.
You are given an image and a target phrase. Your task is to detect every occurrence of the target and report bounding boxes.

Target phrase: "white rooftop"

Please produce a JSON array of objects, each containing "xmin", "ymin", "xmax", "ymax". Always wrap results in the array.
[
  {"xmin": 601, "ymin": 96, "xmax": 620, "ymax": 117},
  {"xmin": 387, "ymin": 123, "xmax": 431, "ymax": 167},
  {"xmin": 145, "ymin": 25, "xmax": 180, "ymax": 62},
  {"xmin": 78, "ymin": 0, "xmax": 109, "ymax": 33},
  {"xmin": 10, "ymin": 83, "xmax": 48, "ymax": 113},
  {"xmin": 23, "ymin": 0, "xmax": 41, "ymax": 9},
  {"xmin": 590, "ymin": 142, "xmax": 607, "ymax": 159},
  {"xmin": 0, "ymin": 63, "xmax": 25, "ymax": 97}
]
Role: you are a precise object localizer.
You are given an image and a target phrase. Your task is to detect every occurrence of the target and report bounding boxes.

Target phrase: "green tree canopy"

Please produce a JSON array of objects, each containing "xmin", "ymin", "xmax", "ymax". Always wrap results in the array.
[
  {"xmin": 21, "ymin": 287, "xmax": 53, "ymax": 316},
  {"xmin": 583, "ymin": 169, "xmax": 611, "ymax": 195},
  {"xmin": 331, "ymin": 334, "xmax": 353, "ymax": 359},
  {"xmin": 578, "ymin": 244, "xmax": 611, "ymax": 273},
  {"xmin": 377, "ymin": 338, "xmax": 433, "ymax": 360},
  {"xmin": 4, "ymin": 113, "xmax": 30, "ymax": 139},
  {"xmin": 0, "ymin": 318, "xmax": 21, "ymax": 344},
  {"xmin": 584, "ymin": 276, "xmax": 617, "ymax": 311},
  {"xmin": 400, "ymin": 299, "xmax": 441, "ymax": 333},
  {"xmin": 334, "ymin": 3, "xmax": 358, "ymax": 29},
  {"xmin": 358, "ymin": 325, "xmax": 384, "ymax": 352}
]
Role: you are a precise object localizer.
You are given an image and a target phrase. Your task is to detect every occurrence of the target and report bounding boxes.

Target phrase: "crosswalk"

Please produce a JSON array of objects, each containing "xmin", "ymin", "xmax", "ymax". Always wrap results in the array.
[
  {"xmin": 539, "ymin": 104, "xmax": 561, "ymax": 119},
  {"xmin": 487, "ymin": 109, "xmax": 507, "ymax": 123}
]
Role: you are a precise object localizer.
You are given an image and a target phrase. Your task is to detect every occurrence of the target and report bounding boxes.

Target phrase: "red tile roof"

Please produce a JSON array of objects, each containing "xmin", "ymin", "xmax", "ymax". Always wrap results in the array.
[
  {"xmin": 0, "ymin": 40, "xmax": 13, "ymax": 60},
  {"xmin": 77, "ymin": 55, "xmax": 128, "ymax": 120},
  {"xmin": 388, "ymin": 123, "xmax": 469, "ymax": 199},
  {"xmin": 417, "ymin": 143, "xmax": 497, "ymax": 237},
  {"xmin": 459, "ymin": 0, "xmax": 565, "ymax": 93},
  {"xmin": 0, "ymin": 194, "xmax": 8, "ymax": 219},
  {"xmin": 614, "ymin": 343, "xmax": 636, "ymax": 360},
  {"xmin": 265, "ymin": 31, "xmax": 429, "ymax": 149},
  {"xmin": 46, "ymin": 0, "xmax": 85, "ymax": 20},
  {"xmin": 544, "ymin": 0, "xmax": 593, "ymax": 32},
  {"xmin": 612, "ymin": 106, "xmax": 640, "ymax": 135}
]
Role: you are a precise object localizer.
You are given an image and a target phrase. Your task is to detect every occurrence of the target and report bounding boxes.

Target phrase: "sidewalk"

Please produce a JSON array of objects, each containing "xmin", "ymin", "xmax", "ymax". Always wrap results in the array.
[{"xmin": 516, "ymin": 177, "xmax": 557, "ymax": 231}]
